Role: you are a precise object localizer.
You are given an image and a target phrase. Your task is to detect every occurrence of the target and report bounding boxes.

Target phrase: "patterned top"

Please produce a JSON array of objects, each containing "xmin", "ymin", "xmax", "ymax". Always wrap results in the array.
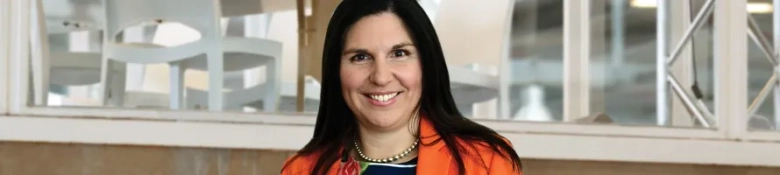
[{"xmin": 338, "ymin": 157, "xmax": 418, "ymax": 175}]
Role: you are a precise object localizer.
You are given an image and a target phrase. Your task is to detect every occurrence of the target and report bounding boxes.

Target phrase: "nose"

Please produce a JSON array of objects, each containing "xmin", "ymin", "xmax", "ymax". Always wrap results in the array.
[{"xmin": 369, "ymin": 59, "xmax": 393, "ymax": 86}]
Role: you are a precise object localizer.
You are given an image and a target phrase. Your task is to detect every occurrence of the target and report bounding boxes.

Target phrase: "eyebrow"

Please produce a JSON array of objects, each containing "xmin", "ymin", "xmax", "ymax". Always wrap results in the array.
[
  {"xmin": 342, "ymin": 42, "xmax": 415, "ymax": 56},
  {"xmin": 391, "ymin": 42, "xmax": 414, "ymax": 50}
]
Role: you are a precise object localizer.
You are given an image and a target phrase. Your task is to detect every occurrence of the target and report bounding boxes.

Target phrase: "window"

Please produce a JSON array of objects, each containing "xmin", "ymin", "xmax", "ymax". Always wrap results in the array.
[
  {"xmin": 746, "ymin": 0, "xmax": 780, "ymax": 133},
  {"xmin": 12, "ymin": 0, "xmax": 759, "ymax": 137},
  {"xmin": 588, "ymin": 0, "xmax": 717, "ymax": 128},
  {"xmin": 27, "ymin": 0, "xmax": 313, "ymax": 113}
]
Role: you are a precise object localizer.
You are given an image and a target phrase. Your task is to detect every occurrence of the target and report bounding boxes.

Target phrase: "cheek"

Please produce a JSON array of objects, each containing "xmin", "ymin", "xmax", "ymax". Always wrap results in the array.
[
  {"xmin": 340, "ymin": 67, "xmax": 364, "ymax": 92},
  {"xmin": 397, "ymin": 65, "xmax": 423, "ymax": 92}
]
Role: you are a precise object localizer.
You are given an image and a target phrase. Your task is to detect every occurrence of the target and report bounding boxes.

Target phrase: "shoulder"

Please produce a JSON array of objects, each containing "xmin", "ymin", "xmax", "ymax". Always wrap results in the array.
[
  {"xmin": 281, "ymin": 153, "xmax": 317, "ymax": 175},
  {"xmin": 456, "ymin": 136, "xmax": 520, "ymax": 172},
  {"xmin": 456, "ymin": 135, "xmax": 514, "ymax": 157}
]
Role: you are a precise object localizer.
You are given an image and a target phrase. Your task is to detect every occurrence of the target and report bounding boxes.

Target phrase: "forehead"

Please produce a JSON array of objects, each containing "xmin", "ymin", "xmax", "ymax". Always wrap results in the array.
[{"xmin": 344, "ymin": 13, "xmax": 413, "ymax": 50}]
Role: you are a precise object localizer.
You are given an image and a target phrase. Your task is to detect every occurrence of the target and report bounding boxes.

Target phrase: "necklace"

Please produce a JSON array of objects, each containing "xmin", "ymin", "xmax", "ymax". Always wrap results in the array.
[{"xmin": 353, "ymin": 135, "xmax": 419, "ymax": 163}]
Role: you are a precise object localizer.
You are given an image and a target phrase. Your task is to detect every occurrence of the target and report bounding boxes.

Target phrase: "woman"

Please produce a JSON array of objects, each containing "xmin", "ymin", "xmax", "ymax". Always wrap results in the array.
[{"xmin": 281, "ymin": 0, "xmax": 523, "ymax": 174}]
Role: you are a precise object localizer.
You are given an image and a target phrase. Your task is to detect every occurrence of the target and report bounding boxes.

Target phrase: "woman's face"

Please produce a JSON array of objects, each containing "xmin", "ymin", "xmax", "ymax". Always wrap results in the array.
[{"xmin": 340, "ymin": 13, "xmax": 422, "ymax": 132}]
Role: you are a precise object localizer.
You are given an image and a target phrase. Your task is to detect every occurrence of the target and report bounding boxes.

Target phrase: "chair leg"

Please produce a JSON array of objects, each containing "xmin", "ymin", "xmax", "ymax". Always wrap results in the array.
[
  {"xmin": 207, "ymin": 52, "xmax": 224, "ymax": 111},
  {"xmin": 110, "ymin": 70, "xmax": 127, "ymax": 107},
  {"xmin": 263, "ymin": 60, "xmax": 279, "ymax": 112},
  {"xmin": 169, "ymin": 62, "xmax": 185, "ymax": 110},
  {"xmin": 99, "ymin": 59, "xmax": 113, "ymax": 106}
]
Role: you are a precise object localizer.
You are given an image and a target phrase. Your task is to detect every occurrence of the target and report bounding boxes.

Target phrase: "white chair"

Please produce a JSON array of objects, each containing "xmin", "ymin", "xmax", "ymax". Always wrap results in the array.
[
  {"xmin": 100, "ymin": 0, "xmax": 224, "ymax": 110},
  {"xmin": 449, "ymin": 64, "xmax": 501, "ymax": 105},
  {"xmin": 277, "ymin": 76, "xmax": 322, "ymax": 113},
  {"xmin": 184, "ymin": 38, "xmax": 283, "ymax": 111},
  {"xmin": 449, "ymin": 64, "xmax": 500, "ymax": 117},
  {"xmin": 50, "ymin": 52, "xmax": 126, "ymax": 103},
  {"xmin": 100, "ymin": 0, "xmax": 282, "ymax": 112},
  {"xmin": 30, "ymin": 0, "xmax": 125, "ymax": 106}
]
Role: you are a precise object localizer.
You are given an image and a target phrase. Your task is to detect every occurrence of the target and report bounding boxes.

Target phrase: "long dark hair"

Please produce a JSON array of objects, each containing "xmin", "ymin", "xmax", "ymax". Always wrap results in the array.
[{"xmin": 284, "ymin": 0, "xmax": 522, "ymax": 174}]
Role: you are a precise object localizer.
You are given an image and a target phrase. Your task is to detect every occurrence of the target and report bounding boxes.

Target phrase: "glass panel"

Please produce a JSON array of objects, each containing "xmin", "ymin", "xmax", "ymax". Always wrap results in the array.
[
  {"xmin": 746, "ymin": 0, "xmax": 779, "ymax": 131},
  {"xmin": 505, "ymin": 0, "xmax": 564, "ymax": 121},
  {"xmin": 23, "ymin": 0, "xmax": 742, "ymax": 130},
  {"xmin": 437, "ymin": 0, "xmax": 564, "ymax": 120},
  {"xmin": 30, "ymin": 0, "xmax": 314, "ymax": 113},
  {"xmin": 588, "ymin": 0, "xmax": 715, "ymax": 128},
  {"xmin": 442, "ymin": 0, "xmax": 719, "ymax": 128}
]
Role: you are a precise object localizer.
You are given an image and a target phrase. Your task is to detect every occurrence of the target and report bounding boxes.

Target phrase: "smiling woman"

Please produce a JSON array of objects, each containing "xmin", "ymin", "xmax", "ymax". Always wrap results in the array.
[
  {"xmin": 280, "ymin": 0, "xmax": 523, "ymax": 175},
  {"xmin": 340, "ymin": 13, "xmax": 422, "ymax": 132}
]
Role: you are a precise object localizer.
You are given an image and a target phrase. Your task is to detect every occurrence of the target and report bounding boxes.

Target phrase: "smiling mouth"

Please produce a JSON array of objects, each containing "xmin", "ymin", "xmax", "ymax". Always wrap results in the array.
[{"xmin": 364, "ymin": 92, "xmax": 401, "ymax": 102}]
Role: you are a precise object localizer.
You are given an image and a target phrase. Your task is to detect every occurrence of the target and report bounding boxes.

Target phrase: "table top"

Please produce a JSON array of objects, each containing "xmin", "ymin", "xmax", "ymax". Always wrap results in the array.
[{"xmin": 41, "ymin": 0, "xmax": 301, "ymax": 33}]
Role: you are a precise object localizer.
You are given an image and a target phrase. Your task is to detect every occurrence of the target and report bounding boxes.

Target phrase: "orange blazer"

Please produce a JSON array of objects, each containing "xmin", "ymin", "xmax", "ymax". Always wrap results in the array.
[{"xmin": 281, "ymin": 118, "xmax": 523, "ymax": 175}]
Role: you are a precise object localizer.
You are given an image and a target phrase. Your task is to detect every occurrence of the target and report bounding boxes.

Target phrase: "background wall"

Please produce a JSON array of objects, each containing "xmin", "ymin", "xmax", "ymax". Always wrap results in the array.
[
  {"xmin": 1, "ymin": 141, "xmax": 778, "ymax": 175},
  {"xmin": 434, "ymin": 0, "xmax": 511, "ymax": 67}
]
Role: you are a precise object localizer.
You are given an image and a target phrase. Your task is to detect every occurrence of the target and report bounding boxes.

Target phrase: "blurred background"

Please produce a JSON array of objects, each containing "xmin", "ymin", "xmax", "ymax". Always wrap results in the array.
[
  {"xmin": 29, "ymin": 0, "xmax": 779, "ymax": 129},
  {"xmin": 2, "ymin": 0, "xmax": 780, "ymax": 174}
]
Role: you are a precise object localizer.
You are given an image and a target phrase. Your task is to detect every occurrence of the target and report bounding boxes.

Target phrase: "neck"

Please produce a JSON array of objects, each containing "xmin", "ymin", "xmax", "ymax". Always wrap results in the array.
[{"xmin": 356, "ymin": 118, "xmax": 419, "ymax": 162}]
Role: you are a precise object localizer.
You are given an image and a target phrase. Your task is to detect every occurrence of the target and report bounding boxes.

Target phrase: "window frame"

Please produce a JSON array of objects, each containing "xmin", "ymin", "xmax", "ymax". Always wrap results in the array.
[
  {"xmin": 7, "ymin": 0, "xmax": 728, "ymax": 139},
  {"xmin": 0, "ymin": 0, "xmax": 10, "ymax": 114},
  {"xmin": 740, "ymin": 0, "xmax": 780, "ymax": 141},
  {"xmin": 5, "ymin": 0, "xmax": 746, "ymax": 138},
  {"xmin": 4, "ymin": 0, "xmax": 780, "ymax": 167},
  {"xmin": 562, "ymin": 0, "xmax": 591, "ymax": 122},
  {"xmin": 711, "ymin": 0, "xmax": 752, "ymax": 140}
]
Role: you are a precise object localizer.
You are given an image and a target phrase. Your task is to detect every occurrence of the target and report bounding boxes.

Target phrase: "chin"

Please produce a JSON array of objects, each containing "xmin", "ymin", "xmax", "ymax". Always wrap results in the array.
[{"xmin": 360, "ymin": 112, "xmax": 411, "ymax": 130}]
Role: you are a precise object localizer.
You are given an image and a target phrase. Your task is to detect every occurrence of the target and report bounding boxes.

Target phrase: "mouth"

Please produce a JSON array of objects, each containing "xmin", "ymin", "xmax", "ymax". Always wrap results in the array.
[{"xmin": 363, "ymin": 91, "xmax": 402, "ymax": 105}]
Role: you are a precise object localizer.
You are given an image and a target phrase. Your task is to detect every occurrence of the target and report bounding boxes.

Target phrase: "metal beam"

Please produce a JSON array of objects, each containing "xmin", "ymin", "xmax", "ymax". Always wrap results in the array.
[
  {"xmin": 748, "ymin": 15, "xmax": 777, "ymax": 65},
  {"xmin": 562, "ymin": 0, "xmax": 590, "ymax": 121},
  {"xmin": 714, "ymin": 0, "xmax": 749, "ymax": 138},
  {"xmin": 666, "ymin": 0, "xmax": 714, "ymax": 65},
  {"xmin": 668, "ymin": 74, "xmax": 711, "ymax": 127},
  {"xmin": 656, "ymin": 0, "xmax": 670, "ymax": 126},
  {"xmin": 772, "ymin": 0, "xmax": 780, "ymax": 130},
  {"xmin": 748, "ymin": 74, "xmax": 776, "ymax": 117}
]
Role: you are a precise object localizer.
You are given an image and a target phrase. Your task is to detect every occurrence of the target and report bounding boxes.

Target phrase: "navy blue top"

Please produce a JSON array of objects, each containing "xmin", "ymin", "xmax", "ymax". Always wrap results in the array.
[{"xmin": 360, "ymin": 157, "xmax": 418, "ymax": 175}]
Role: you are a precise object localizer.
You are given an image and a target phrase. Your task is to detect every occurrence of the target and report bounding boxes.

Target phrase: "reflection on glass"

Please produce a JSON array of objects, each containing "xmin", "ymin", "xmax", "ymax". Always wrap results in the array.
[
  {"xmin": 27, "ymin": 0, "xmax": 770, "ymax": 130},
  {"xmin": 589, "ymin": 0, "xmax": 715, "ymax": 128},
  {"xmin": 31, "ymin": 0, "xmax": 314, "ymax": 113},
  {"xmin": 746, "ymin": 0, "xmax": 778, "ymax": 131},
  {"xmin": 433, "ymin": 0, "xmax": 563, "ymax": 120},
  {"xmin": 506, "ymin": 0, "xmax": 563, "ymax": 122}
]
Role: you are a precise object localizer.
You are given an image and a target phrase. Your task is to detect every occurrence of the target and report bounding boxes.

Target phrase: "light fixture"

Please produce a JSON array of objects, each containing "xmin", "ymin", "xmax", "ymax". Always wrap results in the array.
[
  {"xmin": 630, "ymin": 0, "xmax": 656, "ymax": 8},
  {"xmin": 630, "ymin": 0, "xmax": 774, "ymax": 14},
  {"xmin": 748, "ymin": 3, "xmax": 773, "ymax": 14}
]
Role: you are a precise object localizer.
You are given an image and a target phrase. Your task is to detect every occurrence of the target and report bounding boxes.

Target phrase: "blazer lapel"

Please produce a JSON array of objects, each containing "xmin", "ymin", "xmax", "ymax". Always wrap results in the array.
[{"xmin": 416, "ymin": 117, "xmax": 453, "ymax": 175}]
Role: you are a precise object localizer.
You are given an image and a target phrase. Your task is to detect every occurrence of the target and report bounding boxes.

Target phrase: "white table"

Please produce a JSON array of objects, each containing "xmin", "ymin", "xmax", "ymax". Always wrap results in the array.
[{"xmin": 42, "ymin": 0, "xmax": 300, "ymax": 33}]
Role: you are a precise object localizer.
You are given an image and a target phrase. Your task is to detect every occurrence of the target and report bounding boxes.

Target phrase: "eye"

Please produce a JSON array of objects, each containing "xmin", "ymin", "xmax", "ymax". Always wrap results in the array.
[
  {"xmin": 391, "ymin": 50, "xmax": 409, "ymax": 57},
  {"xmin": 350, "ymin": 54, "xmax": 371, "ymax": 62}
]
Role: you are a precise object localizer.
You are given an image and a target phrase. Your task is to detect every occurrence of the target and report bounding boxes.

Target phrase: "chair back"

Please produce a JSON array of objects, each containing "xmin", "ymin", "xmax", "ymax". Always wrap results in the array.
[{"xmin": 102, "ymin": 0, "xmax": 224, "ymax": 63}]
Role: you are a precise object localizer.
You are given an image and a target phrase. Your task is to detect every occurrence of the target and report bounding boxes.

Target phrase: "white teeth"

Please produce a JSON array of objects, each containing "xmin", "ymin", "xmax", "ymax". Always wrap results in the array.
[{"xmin": 369, "ymin": 92, "xmax": 399, "ymax": 102}]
